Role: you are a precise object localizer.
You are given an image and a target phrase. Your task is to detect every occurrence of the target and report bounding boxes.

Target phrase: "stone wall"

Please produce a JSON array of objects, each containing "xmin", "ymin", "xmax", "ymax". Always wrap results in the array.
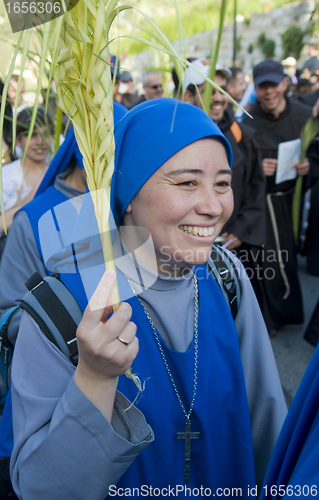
[{"xmin": 125, "ymin": 0, "xmax": 315, "ymax": 79}]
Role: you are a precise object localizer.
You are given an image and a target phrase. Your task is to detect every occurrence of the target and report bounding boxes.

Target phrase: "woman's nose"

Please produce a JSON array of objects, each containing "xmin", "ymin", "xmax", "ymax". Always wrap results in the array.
[{"xmin": 195, "ymin": 189, "xmax": 223, "ymax": 217}]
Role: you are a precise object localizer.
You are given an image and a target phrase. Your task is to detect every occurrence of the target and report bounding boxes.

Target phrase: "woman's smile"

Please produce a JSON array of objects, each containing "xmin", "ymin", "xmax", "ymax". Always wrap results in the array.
[{"xmin": 178, "ymin": 225, "xmax": 215, "ymax": 237}]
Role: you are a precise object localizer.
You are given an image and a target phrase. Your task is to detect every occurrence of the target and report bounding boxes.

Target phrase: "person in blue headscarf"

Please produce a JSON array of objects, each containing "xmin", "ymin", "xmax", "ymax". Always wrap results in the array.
[
  {"xmin": 10, "ymin": 99, "xmax": 286, "ymax": 499},
  {"xmin": 0, "ymin": 102, "xmax": 127, "ymax": 311}
]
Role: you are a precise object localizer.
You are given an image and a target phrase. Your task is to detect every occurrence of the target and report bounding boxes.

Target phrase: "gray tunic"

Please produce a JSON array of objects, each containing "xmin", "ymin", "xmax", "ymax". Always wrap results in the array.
[{"xmin": 10, "ymin": 252, "xmax": 287, "ymax": 499}]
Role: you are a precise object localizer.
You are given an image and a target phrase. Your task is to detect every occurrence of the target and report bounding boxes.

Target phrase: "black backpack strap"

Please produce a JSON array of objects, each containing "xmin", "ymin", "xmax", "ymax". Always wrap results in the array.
[
  {"xmin": 20, "ymin": 273, "xmax": 82, "ymax": 365},
  {"xmin": 0, "ymin": 307, "xmax": 20, "ymax": 403},
  {"xmin": 205, "ymin": 245, "xmax": 242, "ymax": 320}
]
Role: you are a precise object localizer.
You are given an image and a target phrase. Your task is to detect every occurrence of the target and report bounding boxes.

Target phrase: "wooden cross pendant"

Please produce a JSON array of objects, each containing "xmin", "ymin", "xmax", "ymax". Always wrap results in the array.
[{"xmin": 177, "ymin": 418, "xmax": 200, "ymax": 486}]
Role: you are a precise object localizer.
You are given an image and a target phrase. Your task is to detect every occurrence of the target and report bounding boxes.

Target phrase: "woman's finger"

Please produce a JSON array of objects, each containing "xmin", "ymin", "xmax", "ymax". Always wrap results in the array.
[
  {"xmin": 81, "ymin": 270, "xmax": 117, "ymax": 328},
  {"xmin": 102, "ymin": 302, "xmax": 135, "ymax": 343},
  {"xmin": 113, "ymin": 320, "xmax": 137, "ymax": 347}
]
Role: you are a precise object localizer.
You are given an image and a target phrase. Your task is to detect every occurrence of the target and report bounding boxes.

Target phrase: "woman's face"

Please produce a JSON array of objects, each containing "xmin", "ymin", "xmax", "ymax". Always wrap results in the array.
[
  {"xmin": 17, "ymin": 127, "xmax": 52, "ymax": 163},
  {"xmin": 123, "ymin": 138, "xmax": 233, "ymax": 276}
]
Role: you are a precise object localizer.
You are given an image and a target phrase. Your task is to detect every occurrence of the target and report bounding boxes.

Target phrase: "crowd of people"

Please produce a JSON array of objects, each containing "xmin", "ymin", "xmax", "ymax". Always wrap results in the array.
[{"xmin": 0, "ymin": 50, "xmax": 319, "ymax": 499}]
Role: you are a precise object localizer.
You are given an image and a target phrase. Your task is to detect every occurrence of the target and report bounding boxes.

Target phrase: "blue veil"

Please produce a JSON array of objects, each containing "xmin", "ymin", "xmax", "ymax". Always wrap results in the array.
[{"xmin": 111, "ymin": 97, "xmax": 233, "ymax": 227}]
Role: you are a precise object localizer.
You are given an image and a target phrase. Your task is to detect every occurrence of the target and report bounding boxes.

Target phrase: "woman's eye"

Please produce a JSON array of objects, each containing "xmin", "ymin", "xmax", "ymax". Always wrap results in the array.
[
  {"xmin": 176, "ymin": 181, "xmax": 196, "ymax": 186},
  {"xmin": 216, "ymin": 181, "xmax": 231, "ymax": 188}
]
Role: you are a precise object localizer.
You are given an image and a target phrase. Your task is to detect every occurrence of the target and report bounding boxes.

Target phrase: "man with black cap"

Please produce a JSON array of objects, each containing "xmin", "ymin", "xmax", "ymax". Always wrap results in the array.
[{"xmin": 244, "ymin": 59, "xmax": 313, "ymax": 334}]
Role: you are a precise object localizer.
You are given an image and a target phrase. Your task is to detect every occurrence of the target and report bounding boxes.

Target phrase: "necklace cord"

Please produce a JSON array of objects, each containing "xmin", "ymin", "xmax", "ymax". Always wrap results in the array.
[{"xmin": 126, "ymin": 273, "xmax": 199, "ymax": 419}]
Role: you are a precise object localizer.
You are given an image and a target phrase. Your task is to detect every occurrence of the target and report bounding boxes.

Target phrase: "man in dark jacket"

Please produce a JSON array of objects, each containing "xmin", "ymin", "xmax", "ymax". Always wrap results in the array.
[{"xmin": 243, "ymin": 59, "xmax": 312, "ymax": 332}]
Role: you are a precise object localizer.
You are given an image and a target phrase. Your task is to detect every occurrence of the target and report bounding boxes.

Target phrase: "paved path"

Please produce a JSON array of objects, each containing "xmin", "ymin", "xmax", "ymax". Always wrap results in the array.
[{"xmin": 270, "ymin": 255, "xmax": 319, "ymax": 407}]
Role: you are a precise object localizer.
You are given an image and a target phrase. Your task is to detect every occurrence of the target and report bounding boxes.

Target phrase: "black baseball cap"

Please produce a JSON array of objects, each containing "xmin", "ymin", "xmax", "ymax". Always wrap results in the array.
[{"xmin": 253, "ymin": 60, "xmax": 285, "ymax": 86}]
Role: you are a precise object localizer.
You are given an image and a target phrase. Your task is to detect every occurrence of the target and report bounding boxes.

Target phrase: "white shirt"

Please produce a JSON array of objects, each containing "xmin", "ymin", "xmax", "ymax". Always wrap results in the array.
[{"xmin": 0, "ymin": 159, "xmax": 32, "ymax": 213}]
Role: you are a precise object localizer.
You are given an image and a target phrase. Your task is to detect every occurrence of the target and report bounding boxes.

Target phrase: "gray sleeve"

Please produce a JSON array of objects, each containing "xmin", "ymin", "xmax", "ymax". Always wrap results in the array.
[
  {"xmin": 0, "ymin": 211, "xmax": 47, "ymax": 311},
  {"xmin": 231, "ymin": 253, "xmax": 287, "ymax": 490},
  {"xmin": 10, "ymin": 312, "xmax": 154, "ymax": 500}
]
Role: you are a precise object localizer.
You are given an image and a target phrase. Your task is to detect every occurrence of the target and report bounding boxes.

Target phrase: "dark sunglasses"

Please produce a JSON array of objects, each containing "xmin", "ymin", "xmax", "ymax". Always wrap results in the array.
[{"xmin": 146, "ymin": 84, "xmax": 163, "ymax": 90}]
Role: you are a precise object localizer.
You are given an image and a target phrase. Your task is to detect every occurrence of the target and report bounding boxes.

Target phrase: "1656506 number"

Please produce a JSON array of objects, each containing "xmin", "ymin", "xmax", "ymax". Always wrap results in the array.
[{"xmin": 263, "ymin": 485, "xmax": 318, "ymax": 497}]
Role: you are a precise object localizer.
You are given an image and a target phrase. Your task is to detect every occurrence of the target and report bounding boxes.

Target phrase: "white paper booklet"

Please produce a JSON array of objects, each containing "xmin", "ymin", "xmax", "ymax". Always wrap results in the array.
[{"xmin": 275, "ymin": 138, "xmax": 301, "ymax": 184}]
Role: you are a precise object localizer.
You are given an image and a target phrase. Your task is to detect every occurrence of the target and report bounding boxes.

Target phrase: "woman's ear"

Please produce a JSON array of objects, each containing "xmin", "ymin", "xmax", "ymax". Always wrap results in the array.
[{"xmin": 125, "ymin": 203, "xmax": 132, "ymax": 213}]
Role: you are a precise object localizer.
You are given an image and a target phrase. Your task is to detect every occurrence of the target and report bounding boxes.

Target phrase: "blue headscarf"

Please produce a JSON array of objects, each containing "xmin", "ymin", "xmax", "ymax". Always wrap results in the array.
[
  {"xmin": 36, "ymin": 101, "xmax": 127, "ymax": 196},
  {"xmin": 111, "ymin": 98, "xmax": 233, "ymax": 227}
]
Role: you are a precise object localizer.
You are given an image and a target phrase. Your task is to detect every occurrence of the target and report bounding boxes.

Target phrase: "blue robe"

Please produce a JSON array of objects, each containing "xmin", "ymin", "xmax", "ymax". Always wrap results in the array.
[
  {"xmin": 261, "ymin": 344, "xmax": 319, "ymax": 499},
  {"xmin": 115, "ymin": 271, "xmax": 256, "ymax": 493},
  {"xmin": 23, "ymin": 186, "xmax": 69, "ymax": 271}
]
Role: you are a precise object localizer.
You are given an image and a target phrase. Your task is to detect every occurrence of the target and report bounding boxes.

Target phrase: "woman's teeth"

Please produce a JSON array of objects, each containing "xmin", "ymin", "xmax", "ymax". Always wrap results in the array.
[{"xmin": 179, "ymin": 225, "xmax": 215, "ymax": 237}]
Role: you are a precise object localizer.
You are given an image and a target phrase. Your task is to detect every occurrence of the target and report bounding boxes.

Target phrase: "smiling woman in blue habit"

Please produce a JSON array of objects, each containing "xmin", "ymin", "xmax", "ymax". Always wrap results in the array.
[{"xmin": 10, "ymin": 98, "xmax": 286, "ymax": 499}]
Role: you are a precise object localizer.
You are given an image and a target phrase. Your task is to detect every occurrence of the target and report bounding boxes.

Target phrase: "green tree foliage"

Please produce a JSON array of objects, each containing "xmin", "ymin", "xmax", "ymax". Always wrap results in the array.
[
  {"xmin": 257, "ymin": 32, "xmax": 276, "ymax": 58},
  {"xmin": 257, "ymin": 33, "xmax": 267, "ymax": 47},
  {"xmin": 118, "ymin": 0, "xmax": 298, "ymax": 55},
  {"xmin": 281, "ymin": 26, "xmax": 305, "ymax": 60},
  {"xmin": 262, "ymin": 39, "xmax": 276, "ymax": 58}
]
